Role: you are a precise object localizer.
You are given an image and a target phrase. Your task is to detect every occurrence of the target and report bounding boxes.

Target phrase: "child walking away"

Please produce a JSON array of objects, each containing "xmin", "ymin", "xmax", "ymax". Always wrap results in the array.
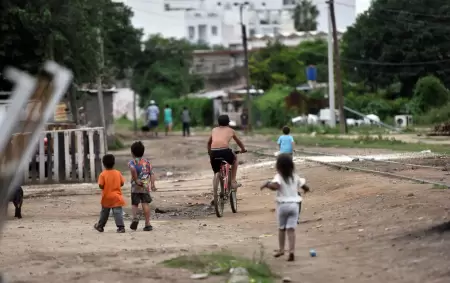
[
  {"xmin": 260, "ymin": 154, "xmax": 310, "ymax": 261},
  {"xmin": 277, "ymin": 126, "xmax": 295, "ymax": 156},
  {"xmin": 94, "ymin": 154, "xmax": 126, "ymax": 233},
  {"xmin": 128, "ymin": 141, "xmax": 156, "ymax": 231}
]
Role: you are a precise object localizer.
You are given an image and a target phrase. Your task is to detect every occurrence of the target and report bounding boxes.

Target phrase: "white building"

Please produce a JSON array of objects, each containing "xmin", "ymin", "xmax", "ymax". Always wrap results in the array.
[{"xmin": 163, "ymin": 0, "xmax": 356, "ymax": 47}]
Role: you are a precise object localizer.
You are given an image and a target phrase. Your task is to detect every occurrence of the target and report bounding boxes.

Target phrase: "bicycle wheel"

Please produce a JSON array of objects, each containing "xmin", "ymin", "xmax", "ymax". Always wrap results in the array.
[
  {"xmin": 229, "ymin": 175, "xmax": 238, "ymax": 213},
  {"xmin": 213, "ymin": 172, "xmax": 224, "ymax": 217}
]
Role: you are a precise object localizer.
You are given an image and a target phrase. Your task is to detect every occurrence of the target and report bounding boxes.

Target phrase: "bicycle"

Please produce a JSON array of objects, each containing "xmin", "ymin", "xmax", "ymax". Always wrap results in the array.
[{"xmin": 212, "ymin": 150, "xmax": 244, "ymax": 217}]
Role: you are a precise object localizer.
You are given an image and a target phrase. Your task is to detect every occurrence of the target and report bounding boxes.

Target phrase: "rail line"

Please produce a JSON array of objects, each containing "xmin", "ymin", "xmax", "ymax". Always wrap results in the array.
[
  {"xmin": 23, "ymin": 140, "xmax": 450, "ymax": 198},
  {"xmin": 242, "ymin": 143, "xmax": 450, "ymax": 188},
  {"xmin": 293, "ymin": 147, "xmax": 447, "ymax": 170},
  {"xmin": 142, "ymin": 139, "xmax": 450, "ymax": 191}
]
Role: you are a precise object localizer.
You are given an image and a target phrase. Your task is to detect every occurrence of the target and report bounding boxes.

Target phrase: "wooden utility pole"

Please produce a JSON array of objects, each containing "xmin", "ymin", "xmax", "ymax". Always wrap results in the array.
[
  {"xmin": 97, "ymin": 16, "xmax": 108, "ymax": 150},
  {"xmin": 238, "ymin": 3, "xmax": 252, "ymax": 133},
  {"xmin": 328, "ymin": 0, "xmax": 347, "ymax": 134}
]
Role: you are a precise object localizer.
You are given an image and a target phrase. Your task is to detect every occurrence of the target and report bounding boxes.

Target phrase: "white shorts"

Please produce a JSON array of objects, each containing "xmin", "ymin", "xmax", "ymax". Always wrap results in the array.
[{"xmin": 277, "ymin": 202, "xmax": 300, "ymax": 229}]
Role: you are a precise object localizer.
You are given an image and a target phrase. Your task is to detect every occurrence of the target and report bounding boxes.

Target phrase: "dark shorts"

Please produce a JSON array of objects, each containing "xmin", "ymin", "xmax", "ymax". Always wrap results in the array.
[
  {"xmin": 210, "ymin": 148, "xmax": 235, "ymax": 173},
  {"xmin": 148, "ymin": 120, "xmax": 158, "ymax": 128},
  {"xmin": 131, "ymin": 193, "xmax": 152, "ymax": 206}
]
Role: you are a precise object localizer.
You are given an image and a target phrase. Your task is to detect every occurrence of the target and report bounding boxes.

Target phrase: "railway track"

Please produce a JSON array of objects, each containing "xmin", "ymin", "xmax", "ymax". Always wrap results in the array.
[
  {"xmin": 148, "ymin": 139, "xmax": 450, "ymax": 191},
  {"xmin": 242, "ymin": 143, "xmax": 450, "ymax": 188}
]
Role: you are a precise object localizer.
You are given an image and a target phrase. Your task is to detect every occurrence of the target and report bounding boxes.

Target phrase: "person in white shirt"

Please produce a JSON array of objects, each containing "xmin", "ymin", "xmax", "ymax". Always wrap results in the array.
[
  {"xmin": 261, "ymin": 154, "xmax": 310, "ymax": 262},
  {"xmin": 146, "ymin": 100, "xmax": 160, "ymax": 137}
]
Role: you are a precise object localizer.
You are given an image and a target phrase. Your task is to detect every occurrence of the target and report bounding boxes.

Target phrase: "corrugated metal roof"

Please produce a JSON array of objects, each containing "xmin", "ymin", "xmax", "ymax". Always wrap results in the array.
[
  {"xmin": 249, "ymin": 30, "xmax": 344, "ymax": 40},
  {"xmin": 189, "ymin": 89, "xmax": 227, "ymax": 99}
]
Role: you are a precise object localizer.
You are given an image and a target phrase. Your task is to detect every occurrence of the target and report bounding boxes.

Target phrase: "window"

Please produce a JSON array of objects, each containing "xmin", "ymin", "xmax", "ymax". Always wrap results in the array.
[
  {"xmin": 198, "ymin": 25, "xmax": 207, "ymax": 41},
  {"xmin": 211, "ymin": 26, "xmax": 218, "ymax": 36},
  {"xmin": 258, "ymin": 11, "xmax": 270, "ymax": 25},
  {"xmin": 249, "ymin": 29, "xmax": 256, "ymax": 37},
  {"xmin": 283, "ymin": 0, "xmax": 295, "ymax": 5},
  {"xmin": 271, "ymin": 11, "xmax": 281, "ymax": 24},
  {"xmin": 188, "ymin": 26, "xmax": 195, "ymax": 39}
]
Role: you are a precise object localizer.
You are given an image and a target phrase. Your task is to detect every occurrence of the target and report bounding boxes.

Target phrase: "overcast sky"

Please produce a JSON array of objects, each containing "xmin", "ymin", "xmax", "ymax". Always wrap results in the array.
[{"xmin": 119, "ymin": 0, "xmax": 372, "ymax": 39}]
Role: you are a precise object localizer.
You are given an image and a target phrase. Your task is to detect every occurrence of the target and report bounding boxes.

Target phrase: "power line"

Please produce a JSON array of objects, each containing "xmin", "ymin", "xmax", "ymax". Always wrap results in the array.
[
  {"xmin": 370, "ymin": 7, "xmax": 450, "ymax": 19},
  {"xmin": 251, "ymin": 42, "xmax": 450, "ymax": 67},
  {"xmin": 342, "ymin": 58, "xmax": 450, "ymax": 66}
]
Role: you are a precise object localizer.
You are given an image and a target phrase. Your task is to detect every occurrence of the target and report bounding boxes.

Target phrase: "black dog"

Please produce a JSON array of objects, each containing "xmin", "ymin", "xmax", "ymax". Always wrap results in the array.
[{"xmin": 8, "ymin": 186, "xmax": 23, "ymax": 219}]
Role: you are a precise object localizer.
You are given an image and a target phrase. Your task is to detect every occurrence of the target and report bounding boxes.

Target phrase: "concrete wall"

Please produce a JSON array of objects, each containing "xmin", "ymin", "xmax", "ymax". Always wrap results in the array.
[
  {"xmin": 192, "ymin": 50, "xmax": 246, "ymax": 90},
  {"xmin": 82, "ymin": 92, "xmax": 115, "ymax": 145}
]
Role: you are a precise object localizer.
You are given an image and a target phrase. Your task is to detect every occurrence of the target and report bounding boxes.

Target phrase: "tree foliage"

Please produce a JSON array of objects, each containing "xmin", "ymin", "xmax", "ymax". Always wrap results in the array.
[
  {"xmin": 0, "ymin": 0, "xmax": 142, "ymax": 90},
  {"xmin": 131, "ymin": 34, "xmax": 205, "ymax": 107},
  {"xmin": 413, "ymin": 75, "xmax": 450, "ymax": 112},
  {"xmin": 163, "ymin": 97, "xmax": 213, "ymax": 127},
  {"xmin": 342, "ymin": 0, "xmax": 450, "ymax": 96},
  {"xmin": 254, "ymin": 85, "xmax": 296, "ymax": 128},
  {"xmin": 292, "ymin": 0, "xmax": 320, "ymax": 32},
  {"xmin": 249, "ymin": 39, "xmax": 328, "ymax": 90}
]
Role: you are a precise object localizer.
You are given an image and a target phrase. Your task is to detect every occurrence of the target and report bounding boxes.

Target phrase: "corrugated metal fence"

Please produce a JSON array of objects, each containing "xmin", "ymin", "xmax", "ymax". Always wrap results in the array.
[{"xmin": 6, "ymin": 127, "xmax": 106, "ymax": 184}]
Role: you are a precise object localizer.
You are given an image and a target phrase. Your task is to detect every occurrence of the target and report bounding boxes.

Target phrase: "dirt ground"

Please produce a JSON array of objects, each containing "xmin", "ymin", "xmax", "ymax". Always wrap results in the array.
[{"xmin": 1, "ymin": 134, "xmax": 450, "ymax": 283}]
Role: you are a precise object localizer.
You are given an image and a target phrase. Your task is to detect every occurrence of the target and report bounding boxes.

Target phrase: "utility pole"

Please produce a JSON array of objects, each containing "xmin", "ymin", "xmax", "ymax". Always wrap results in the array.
[
  {"xmin": 327, "ymin": 8, "xmax": 336, "ymax": 128},
  {"xmin": 96, "ymin": 26, "xmax": 108, "ymax": 151},
  {"xmin": 133, "ymin": 91, "xmax": 138, "ymax": 134},
  {"xmin": 235, "ymin": 2, "xmax": 252, "ymax": 133},
  {"xmin": 328, "ymin": 0, "xmax": 347, "ymax": 134}
]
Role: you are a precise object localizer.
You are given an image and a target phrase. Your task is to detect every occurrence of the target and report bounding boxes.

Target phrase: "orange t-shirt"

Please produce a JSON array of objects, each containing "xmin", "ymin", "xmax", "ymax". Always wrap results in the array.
[{"xmin": 98, "ymin": 169, "xmax": 126, "ymax": 208}]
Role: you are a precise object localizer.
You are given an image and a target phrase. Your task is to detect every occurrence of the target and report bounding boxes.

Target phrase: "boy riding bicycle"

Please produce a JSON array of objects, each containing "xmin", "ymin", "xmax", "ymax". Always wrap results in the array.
[{"xmin": 207, "ymin": 115, "xmax": 247, "ymax": 190}]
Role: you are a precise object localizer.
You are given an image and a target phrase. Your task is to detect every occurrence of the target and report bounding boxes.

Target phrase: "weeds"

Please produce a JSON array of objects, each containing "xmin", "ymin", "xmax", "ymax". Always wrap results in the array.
[
  {"xmin": 108, "ymin": 135, "xmax": 126, "ymax": 150},
  {"xmin": 432, "ymin": 184, "xmax": 449, "ymax": 190},
  {"xmin": 288, "ymin": 135, "xmax": 450, "ymax": 153},
  {"xmin": 162, "ymin": 251, "xmax": 277, "ymax": 282}
]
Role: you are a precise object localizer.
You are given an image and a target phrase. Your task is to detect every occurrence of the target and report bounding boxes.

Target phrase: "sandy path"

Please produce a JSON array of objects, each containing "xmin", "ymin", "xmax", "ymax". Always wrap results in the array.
[{"xmin": 1, "ymin": 135, "xmax": 450, "ymax": 282}]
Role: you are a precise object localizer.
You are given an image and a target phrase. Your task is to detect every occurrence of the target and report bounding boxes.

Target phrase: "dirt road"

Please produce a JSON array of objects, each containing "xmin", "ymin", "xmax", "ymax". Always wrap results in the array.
[{"xmin": 1, "ymin": 135, "xmax": 450, "ymax": 283}]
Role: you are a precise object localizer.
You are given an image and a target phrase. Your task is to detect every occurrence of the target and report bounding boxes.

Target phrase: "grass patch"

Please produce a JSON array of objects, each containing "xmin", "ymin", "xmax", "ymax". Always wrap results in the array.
[
  {"xmin": 162, "ymin": 252, "xmax": 277, "ymax": 282},
  {"xmin": 108, "ymin": 135, "xmax": 126, "ymax": 150},
  {"xmin": 432, "ymin": 184, "xmax": 449, "ymax": 190},
  {"xmin": 254, "ymin": 125, "xmax": 411, "ymax": 136},
  {"xmin": 286, "ymin": 135, "xmax": 450, "ymax": 153}
]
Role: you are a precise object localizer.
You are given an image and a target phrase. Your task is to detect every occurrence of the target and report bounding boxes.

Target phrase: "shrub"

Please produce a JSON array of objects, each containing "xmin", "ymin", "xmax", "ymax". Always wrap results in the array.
[
  {"xmin": 253, "ymin": 85, "xmax": 298, "ymax": 128},
  {"xmin": 413, "ymin": 75, "xmax": 450, "ymax": 112},
  {"xmin": 416, "ymin": 103, "xmax": 450, "ymax": 125},
  {"xmin": 344, "ymin": 92, "xmax": 410, "ymax": 121},
  {"xmin": 163, "ymin": 97, "xmax": 213, "ymax": 127}
]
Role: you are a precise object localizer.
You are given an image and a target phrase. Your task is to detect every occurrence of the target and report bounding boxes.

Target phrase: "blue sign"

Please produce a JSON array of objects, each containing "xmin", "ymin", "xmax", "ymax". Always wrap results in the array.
[{"xmin": 306, "ymin": 65, "xmax": 317, "ymax": 81}]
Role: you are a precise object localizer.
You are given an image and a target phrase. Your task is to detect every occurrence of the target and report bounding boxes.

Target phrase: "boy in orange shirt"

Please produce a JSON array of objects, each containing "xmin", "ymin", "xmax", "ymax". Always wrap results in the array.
[{"xmin": 94, "ymin": 154, "xmax": 126, "ymax": 233}]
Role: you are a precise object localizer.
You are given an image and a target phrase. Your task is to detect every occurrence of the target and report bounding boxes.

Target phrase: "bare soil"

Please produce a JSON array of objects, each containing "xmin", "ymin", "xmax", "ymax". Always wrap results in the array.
[
  {"xmin": 347, "ymin": 156, "xmax": 450, "ymax": 184},
  {"xmin": 1, "ymin": 134, "xmax": 450, "ymax": 283}
]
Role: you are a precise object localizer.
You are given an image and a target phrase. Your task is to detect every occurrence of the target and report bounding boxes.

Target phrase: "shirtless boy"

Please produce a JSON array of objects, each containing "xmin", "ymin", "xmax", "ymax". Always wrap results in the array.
[{"xmin": 207, "ymin": 115, "xmax": 247, "ymax": 189}]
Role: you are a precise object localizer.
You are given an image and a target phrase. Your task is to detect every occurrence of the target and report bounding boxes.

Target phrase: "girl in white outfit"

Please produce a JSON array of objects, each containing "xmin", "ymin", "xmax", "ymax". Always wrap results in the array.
[{"xmin": 261, "ymin": 154, "xmax": 310, "ymax": 261}]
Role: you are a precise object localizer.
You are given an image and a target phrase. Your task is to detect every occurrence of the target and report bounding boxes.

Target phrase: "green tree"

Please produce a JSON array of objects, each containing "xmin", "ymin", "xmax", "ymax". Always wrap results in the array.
[
  {"xmin": 292, "ymin": 0, "xmax": 320, "ymax": 32},
  {"xmin": 250, "ymin": 40, "xmax": 305, "ymax": 90},
  {"xmin": 342, "ymin": 0, "xmax": 450, "ymax": 96},
  {"xmin": 0, "ymin": 0, "xmax": 142, "ymax": 89},
  {"xmin": 102, "ymin": 2, "xmax": 143, "ymax": 80},
  {"xmin": 250, "ymin": 39, "xmax": 328, "ymax": 89},
  {"xmin": 413, "ymin": 75, "xmax": 450, "ymax": 112},
  {"xmin": 294, "ymin": 39, "xmax": 328, "ymax": 82},
  {"xmin": 131, "ymin": 34, "xmax": 204, "ymax": 107}
]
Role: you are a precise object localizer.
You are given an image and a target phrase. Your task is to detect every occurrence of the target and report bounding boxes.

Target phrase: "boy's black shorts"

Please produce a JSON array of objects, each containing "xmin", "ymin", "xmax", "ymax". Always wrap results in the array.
[
  {"xmin": 210, "ymin": 148, "xmax": 235, "ymax": 173},
  {"xmin": 131, "ymin": 193, "xmax": 152, "ymax": 206}
]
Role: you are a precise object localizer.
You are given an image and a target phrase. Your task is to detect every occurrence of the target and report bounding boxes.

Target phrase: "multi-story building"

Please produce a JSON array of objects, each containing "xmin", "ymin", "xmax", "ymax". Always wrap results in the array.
[
  {"xmin": 164, "ymin": 0, "xmax": 355, "ymax": 47},
  {"xmin": 184, "ymin": 10, "xmax": 227, "ymax": 46}
]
